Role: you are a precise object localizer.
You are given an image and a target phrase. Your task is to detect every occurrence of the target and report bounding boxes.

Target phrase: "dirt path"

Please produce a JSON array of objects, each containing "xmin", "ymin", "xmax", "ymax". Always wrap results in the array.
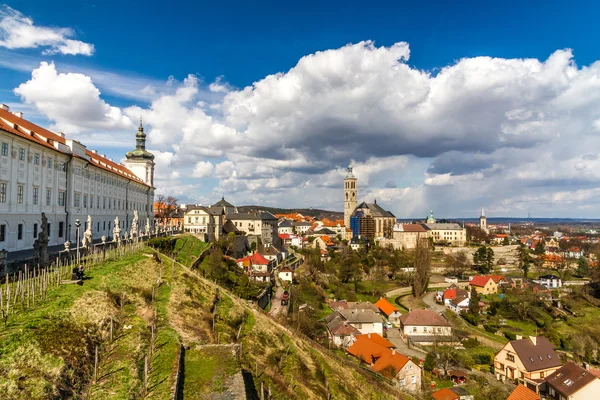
[
  {"xmin": 422, "ymin": 292, "xmax": 446, "ymax": 313},
  {"xmin": 268, "ymin": 284, "xmax": 287, "ymax": 317},
  {"xmin": 385, "ymin": 282, "xmax": 454, "ymax": 298}
]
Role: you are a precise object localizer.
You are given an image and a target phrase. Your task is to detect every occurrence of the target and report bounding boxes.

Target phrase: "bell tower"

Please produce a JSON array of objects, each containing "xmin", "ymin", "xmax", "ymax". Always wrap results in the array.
[
  {"xmin": 125, "ymin": 119, "xmax": 155, "ymax": 187},
  {"xmin": 344, "ymin": 166, "xmax": 357, "ymax": 229},
  {"xmin": 480, "ymin": 208, "xmax": 488, "ymax": 233}
]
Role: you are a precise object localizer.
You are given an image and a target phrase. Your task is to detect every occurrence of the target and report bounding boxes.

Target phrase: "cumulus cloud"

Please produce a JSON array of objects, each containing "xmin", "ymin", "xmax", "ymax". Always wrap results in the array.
[
  {"xmin": 14, "ymin": 62, "xmax": 133, "ymax": 134},
  {"xmin": 12, "ymin": 41, "xmax": 600, "ymax": 217},
  {"xmin": 0, "ymin": 6, "xmax": 94, "ymax": 56}
]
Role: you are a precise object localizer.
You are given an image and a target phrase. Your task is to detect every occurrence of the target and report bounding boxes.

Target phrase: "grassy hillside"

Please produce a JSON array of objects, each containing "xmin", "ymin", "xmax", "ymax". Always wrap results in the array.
[
  {"xmin": 0, "ymin": 238, "xmax": 405, "ymax": 399},
  {"xmin": 237, "ymin": 205, "xmax": 343, "ymax": 221}
]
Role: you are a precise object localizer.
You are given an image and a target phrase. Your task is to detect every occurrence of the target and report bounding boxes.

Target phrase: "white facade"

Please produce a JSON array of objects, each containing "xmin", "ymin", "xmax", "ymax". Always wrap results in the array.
[
  {"xmin": 183, "ymin": 207, "xmax": 224, "ymax": 241},
  {"xmin": 0, "ymin": 108, "xmax": 154, "ymax": 252},
  {"xmin": 278, "ymin": 268, "xmax": 293, "ymax": 282},
  {"xmin": 402, "ymin": 324, "xmax": 453, "ymax": 336}
]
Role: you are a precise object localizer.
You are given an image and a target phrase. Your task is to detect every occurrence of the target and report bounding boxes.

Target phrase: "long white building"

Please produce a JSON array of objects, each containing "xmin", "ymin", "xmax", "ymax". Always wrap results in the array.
[{"xmin": 0, "ymin": 105, "xmax": 155, "ymax": 253}]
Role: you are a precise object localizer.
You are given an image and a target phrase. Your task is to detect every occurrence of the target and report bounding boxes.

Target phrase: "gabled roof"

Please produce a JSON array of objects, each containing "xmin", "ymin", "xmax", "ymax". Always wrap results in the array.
[
  {"xmin": 507, "ymin": 336, "xmax": 561, "ymax": 372},
  {"xmin": 354, "ymin": 333, "xmax": 394, "ymax": 348},
  {"xmin": 326, "ymin": 312, "xmax": 361, "ymax": 336},
  {"xmin": 278, "ymin": 220, "xmax": 293, "ymax": 228},
  {"xmin": 545, "ymin": 361, "xmax": 599, "ymax": 397},
  {"xmin": 370, "ymin": 349, "xmax": 411, "ymax": 378},
  {"xmin": 506, "ymin": 384, "xmax": 540, "ymax": 400},
  {"xmin": 374, "ymin": 298, "xmax": 400, "ymax": 317},
  {"xmin": 236, "ymin": 252, "xmax": 270, "ymax": 266},
  {"xmin": 469, "ymin": 275, "xmax": 493, "ymax": 287},
  {"xmin": 399, "ymin": 310, "xmax": 450, "ymax": 327},
  {"xmin": 346, "ymin": 335, "xmax": 389, "ymax": 363},
  {"xmin": 338, "ymin": 308, "xmax": 382, "ymax": 324},
  {"xmin": 393, "ymin": 223, "xmax": 427, "ymax": 233},
  {"xmin": 212, "ymin": 197, "xmax": 235, "ymax": 208},
  {"xmin": 329, "ymin": 301, "xmax": 379, "ymax": 313}
]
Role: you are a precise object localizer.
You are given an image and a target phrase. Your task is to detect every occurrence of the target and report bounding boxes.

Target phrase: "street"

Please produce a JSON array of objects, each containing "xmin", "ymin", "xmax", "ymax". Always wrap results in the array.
[
  {"xmin": 268, "ymin": 284, "xmax": 287, "ymax": 317},
  {"xmin": 385, "ymin": 328, "xmax": 427, "ymax": 359}
]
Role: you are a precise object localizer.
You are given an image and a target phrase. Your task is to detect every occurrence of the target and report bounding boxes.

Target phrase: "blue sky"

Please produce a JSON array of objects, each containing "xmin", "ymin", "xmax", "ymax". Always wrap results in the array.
[{"xmin": 1, "ymin": 1, "xmax": 600, "ymax": 218}]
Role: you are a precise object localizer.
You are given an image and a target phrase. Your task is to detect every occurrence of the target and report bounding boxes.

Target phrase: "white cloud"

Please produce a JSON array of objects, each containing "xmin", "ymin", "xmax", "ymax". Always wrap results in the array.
[
  {"xmin": 0, "ymin": 6, "xmax": 94, "ymax": 56},
  {"xmin": 14, "ymin": 62, "xmax": 133, "ymax": 134},
  {"xmin": 192, "ymin": 161, "xmax": 214, "ymax": 178},
  {"xmin": 208, "ymin": 76, "xmax": 232, "ymax": 93}
]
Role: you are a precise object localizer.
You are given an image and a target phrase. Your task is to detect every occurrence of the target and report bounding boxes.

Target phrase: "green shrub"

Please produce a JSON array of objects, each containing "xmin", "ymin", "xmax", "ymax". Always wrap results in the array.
[
  {"xmin": 463, "ymin": 338, "xmax": 479, "ymax": 348},
  {"xmin": 484, "ymin": 323, "xmax": 499, "ymax": 333},
  {"xmin": 460, "ymin": 311, "xmax": 480, "ymax": 326},
  {"xmin": 147, "ymin": 237, "xmax": 176, "ymax": 254},
  {"xmin": 504, "ymin": 331, "xmax": 517, "ymax": 341},
  {"xmin": 473, "ymin": 353, "xmax": 492, "ymax": 364}
]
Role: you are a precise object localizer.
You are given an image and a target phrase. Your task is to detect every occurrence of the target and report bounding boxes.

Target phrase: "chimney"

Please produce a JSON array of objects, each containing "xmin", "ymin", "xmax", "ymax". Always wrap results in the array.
[
  {"xmin": 516, "ymin": 335, "xmax": 522, "ymax": 340},
  {"xmin": 368, "ymin": 333, "xmax": 371, "ymax": 339},
  {"xmin": 102, "ymin": 154, "xmax": 107, "ymax": 158},
  {"xmin": 392, "ymin": 349, "xmax": 395, "ymax": 355},
  {"xmin": 13, "ymin": 111, "xmax": 23, "ymax": 118},
  {"xmin": 92, "ymin": 150, "xmax": 98, "ymax": 154},
  {"xmin": 529, "ymin": 336, "xmax": 537, "ymax": 346},
  {"xmin": 57, "ymin": 132, "xmax": 65, "ymax": 138},
  {"xmin": 1, "ymin": 104, "xmax": 8, "ymax": 111}
]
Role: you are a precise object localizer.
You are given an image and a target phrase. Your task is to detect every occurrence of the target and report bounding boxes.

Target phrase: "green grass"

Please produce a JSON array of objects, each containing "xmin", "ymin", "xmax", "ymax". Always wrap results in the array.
[
  {"xmin": 183, "ymin": 345, "xmax": 240, "ymax": 399},
  {"xmin": 173, "ymin": 235, "xmax": 210, "ymax": 266}
]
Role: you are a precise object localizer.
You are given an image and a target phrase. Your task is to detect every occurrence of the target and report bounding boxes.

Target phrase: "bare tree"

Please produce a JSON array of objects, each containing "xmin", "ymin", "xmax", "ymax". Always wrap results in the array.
[
  {"xmin": 445, "ymin": 251, "xmax": 470, "ymax": 279},
  {"xmin": 412, "ymin": 236, "xmax": 431, "ymax": 297},
  {"xmin": 154, "ymin": 194, "xmax": 178, "ymax": 225}
]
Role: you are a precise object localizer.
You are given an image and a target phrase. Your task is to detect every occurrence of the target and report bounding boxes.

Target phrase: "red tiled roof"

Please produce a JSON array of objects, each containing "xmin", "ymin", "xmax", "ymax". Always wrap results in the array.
[
  {"xmin": 506, "ymin": 384, "xmax": 540, "ymax": 400},
  {"xmin": 371, "ymin": 349, "xmax": 411, "ymax": 378},
  {"xmin": 399, "ymin": 310, "xmax": 450, "ymax": 327},
  {"xmin": 443, "ymin": 288, "xmax": 458, "ymax": 300},
  {"xmin": 432, "ymin": 388, "xmax": 459, "ymax": 400},
  {"xmin": 346, "ymin": 335, "xmax": 388, "ymax": 363},
  {"xmin": 374, "ymin": 298, "xmax": 400, "ymax": 317},
  {"xmin": 0, "ymin": 108, "xmax": 149, "ymax": 186},
  {"xmin": 470, "ymin": 275, "xmax": 492, "ymax": 287},
  {"xmin": 236, "ymin": 252, "xmax": 270, "ymax": 265}
]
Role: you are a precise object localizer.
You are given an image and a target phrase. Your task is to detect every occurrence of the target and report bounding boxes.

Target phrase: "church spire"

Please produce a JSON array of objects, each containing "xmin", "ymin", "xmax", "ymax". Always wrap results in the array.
[
  {"xmin": 126, "ymin": 118, "xmax": 154, "ymax": 161},
  {"xmin": 481, "ymin": 207, "xmax": 485, "ymax": 218}
]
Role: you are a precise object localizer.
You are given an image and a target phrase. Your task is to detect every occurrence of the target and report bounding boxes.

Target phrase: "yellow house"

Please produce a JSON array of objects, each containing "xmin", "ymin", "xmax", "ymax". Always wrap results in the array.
[
  {"xmin": 494, "ymin": 336, "xmax": 562, "ymax": 393},
  {"xmin": 469, "ymin": 276, "xmax": 497, "ymax": 294}
]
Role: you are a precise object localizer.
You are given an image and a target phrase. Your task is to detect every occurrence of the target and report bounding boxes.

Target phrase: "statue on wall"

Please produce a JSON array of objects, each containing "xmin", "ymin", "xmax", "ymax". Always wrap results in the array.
[
  {"xmin": 33, "ymin": 212, "xmax": 49, "ymax": 266},
  {"xmin": 131, "ymin": 210, "xmax": 139, "ymax": 239},
  {"xmin": 113, "ymin": 216, "xmax": 121, "ymax": 244},
  {"xmin": 82, "ymin": 215, "xmax": 93, "ymax": 248},
  {"xmin": 145, "ymin": 218, "xmax": 151, "ymax": 236}
]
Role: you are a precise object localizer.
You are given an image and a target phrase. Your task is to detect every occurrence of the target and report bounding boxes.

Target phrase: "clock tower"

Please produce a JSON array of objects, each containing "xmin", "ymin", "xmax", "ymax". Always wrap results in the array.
[{"xmin": 344, "ymin": 166, "xmax": 357, "ymax": 229}]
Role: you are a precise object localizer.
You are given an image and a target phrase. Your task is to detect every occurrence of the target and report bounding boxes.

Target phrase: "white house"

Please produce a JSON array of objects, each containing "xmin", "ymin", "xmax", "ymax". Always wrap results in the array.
[
  {"xmin": 448, "ymin": 296, "xmax": 470, "ymax": 313},
  {"xmin": 183, "ymin": 206, "xmax": 224, "ymax": 241},
  {"xmin": 277, "ymin": 220, "xmax": 294, "ymax": 235},
  {"xmin": 399, "ymin": 310, "xmax": 452, "ymax": 339},
  {"xmin": 278, "ymin": 266, "xmax": 294, "ymax": 283},
  {"xmin": 535, "ymin": 274, "xmax": 562, "ymax": 289},
  {"xmin": 0, "ymin": 106, "xmax": 154, "ymax": 253}
]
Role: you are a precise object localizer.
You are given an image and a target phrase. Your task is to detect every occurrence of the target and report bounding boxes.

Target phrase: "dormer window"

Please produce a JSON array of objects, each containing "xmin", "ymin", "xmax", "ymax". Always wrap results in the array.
[
  {"xmin": 564, "ymin": 379, "xmax": 574, "ymax": 386},
  {"xmin": 529, "ymin": 357, "xmax": 534, "ymax": 362}
]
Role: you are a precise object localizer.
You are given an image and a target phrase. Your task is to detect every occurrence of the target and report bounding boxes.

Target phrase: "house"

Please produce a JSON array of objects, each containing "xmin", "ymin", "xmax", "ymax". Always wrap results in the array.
[
  {"xmin": 448, "ymin": 370, "xmax": 468, "ymax": 385},
  {"xmin": 258, "ymin": 244, "xmax": 281, "ymax": 265},
  {"xmin": 374, "ymin": 297, "xmax": 402, "ymax": 326},
  {"xmin": 235, "ymin": 252, "xmax": 274, "ymax": 282},
  {"xmin": 183, "ymin": 206, "xmax": 225, "ymax": 241},
  {"xmin": 292, "ymin": 221, "xmax": 312, "ymax": 234},
  {"xmin": 567, "ymin": 247, "xmax": 584, "ymax": 259},
  {"xmin": 423, "ymin": 221, "xmax": 467, "ymax": 246},
  {"xmin": 325, "ymin": 306, "xmax": 383, "ymax": 343},
  {"xmin": 325, "ymin": 312, "xmax": 361, "ymax": 347},
  {"xmin": 469, "ymin": 275, "xmax": 506, "ymax": 294},
  {"xmin": 542, "ymin": 254, "xmax": 564, "ymax": 269},
  {"xmin": 494, "ymin": 336, "xmax": 562, "ymax": 393},
  {"xmin": 507, "ymin": 385, "xmax": 540, "ymax": 400},
  {"xmin": 442, "ymin": 287, "xmax": 469, "ymax": 306},
  {"xmin": 545, "ymin": 361, "xmax": 600, "ymax": 400},
  {"xmin": 227, "ymin": 211, "xmax": 280, "ymax": 245},
  {"xmin": 278, "ymin": 266, "xmax": 294, "ymax": 283},
  {"xmin": 432, "ymin": 387, "xmax": 474, "ymax": 400},
  {"xmin": 312, "ymin": 235, "xmax": 335, "ymax": 249},
  {"xmin": 211, "ymin": 197, "xmax": 237, "ymax": 216},
  {"xmin": 448, "ymin": 296, "xmax": 470, "ymax": 313},
  {"xmin": 399, "ymin": 310, "xmax": 453, "ymax": 344},
  {"xmin": 346, "ymin": 334, "xmax": 421, "ymax": 392},
  {"xmin": 277, "ymin": 219, "xmax": 294, "ymax": 235},
  {"xmin": 380, "ymin": 223, "xmax": 430, "ymax": 250},
  {"xmin": 536, "ymin": 274, "xmax": 562, "ymax": 289},
  {"xmin": 330, "ymin": 301, "xmax": 379, "ymax": 313},
  {"xmin": 349, "ymin": 236, "xmax": 368, "ymax": 251},
  {"xmin": 278, "ymin": 233, "xmax": 303, "ymax": 248}
]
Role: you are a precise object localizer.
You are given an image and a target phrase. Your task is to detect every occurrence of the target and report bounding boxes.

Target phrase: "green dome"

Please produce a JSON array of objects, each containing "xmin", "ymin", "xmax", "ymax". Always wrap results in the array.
[{"xmin": 126, "ymin": 120, "xmax": 155, "ymax": 160}]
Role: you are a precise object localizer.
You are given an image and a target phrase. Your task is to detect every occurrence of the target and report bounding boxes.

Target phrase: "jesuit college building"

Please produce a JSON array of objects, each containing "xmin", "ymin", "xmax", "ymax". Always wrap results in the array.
[{"xmin": 0, "ymin": 105, "xmax": 155, "ymax": 252}]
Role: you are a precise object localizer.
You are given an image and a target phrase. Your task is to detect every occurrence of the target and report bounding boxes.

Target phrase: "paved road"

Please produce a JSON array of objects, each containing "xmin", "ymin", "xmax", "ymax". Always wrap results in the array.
[
  {"xmin": 422, "ymin": 291, "xmax": 446, "ymax": 313},
  {"xmin": 268, "ymin": 285, "xmax": 287, "ymax": 317},
  {"xmin": 386, "ymin": 328, "xmax": 427, "ymax": 359},
  {"xmin": 385, "ymin": 282, "xmax": 454, "ymax": 298}
]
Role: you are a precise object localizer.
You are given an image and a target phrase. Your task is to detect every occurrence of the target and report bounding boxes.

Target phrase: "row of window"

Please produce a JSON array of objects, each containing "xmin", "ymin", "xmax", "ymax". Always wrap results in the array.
[{"xmin": 0, "ymin": 221, "xmax": 64, "ymax": 242}]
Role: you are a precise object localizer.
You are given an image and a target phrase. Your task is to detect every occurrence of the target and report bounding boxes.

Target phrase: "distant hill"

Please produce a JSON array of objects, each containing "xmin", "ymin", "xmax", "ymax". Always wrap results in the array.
[{"xmin": 237, "ymin": 205, "xmax": 343, "ymax": 220}]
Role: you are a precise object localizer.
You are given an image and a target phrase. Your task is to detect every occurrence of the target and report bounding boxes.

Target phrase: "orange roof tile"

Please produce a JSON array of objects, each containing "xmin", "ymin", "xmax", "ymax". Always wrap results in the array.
[
  {"xmin": 374, "ymin": 298, "xmax": 400, "ymax": 317},
  {"xmin": 506, "ymin": 384, "xmax": 540, "ymax": 400},
  {"xmin": 370, "ymin": 349, "xmax": 411, "ymax": 378},
  {"xmin": 431, "ymin": 388, "xmax": 459, "ymax": 400},
  {"xmin": 354, "ymin": 333, "xmax": 394, "ymax": 349},
  {"xmin": 470, "ymin": 275, "xmax": 493, "ymax": 287},
  {"xmin": 346, "ymin": 336, "xmax": 388, "ymax": 363}
]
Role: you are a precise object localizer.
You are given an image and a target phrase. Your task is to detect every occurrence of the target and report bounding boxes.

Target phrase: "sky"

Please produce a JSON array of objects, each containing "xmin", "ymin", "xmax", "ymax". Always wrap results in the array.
[{"xmin": 1, "ymin": 0, "xmax": 600, "ymax": 218}]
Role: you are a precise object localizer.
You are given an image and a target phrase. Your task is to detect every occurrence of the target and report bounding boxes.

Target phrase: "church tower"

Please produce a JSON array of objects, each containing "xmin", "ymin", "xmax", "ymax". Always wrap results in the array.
[
  {"xmin": 479, "ymin": 208, "xmax": 488, "ymax": 233},
  {"xmin": 125, "ymin": 120, "xmax": 155, "ymax": 186},
  {"xmin": 344, "ymin": 166, "xmax": 357, "ymax": 228}
]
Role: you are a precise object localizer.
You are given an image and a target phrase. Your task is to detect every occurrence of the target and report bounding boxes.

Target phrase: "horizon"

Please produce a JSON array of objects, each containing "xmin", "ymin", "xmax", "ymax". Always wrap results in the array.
[{"xmin": 1, "ymin": 1, "xmax": 600, "ymax": 218}]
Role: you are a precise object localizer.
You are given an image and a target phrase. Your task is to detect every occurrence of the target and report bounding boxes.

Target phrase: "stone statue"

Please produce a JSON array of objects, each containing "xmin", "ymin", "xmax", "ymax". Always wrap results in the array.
[
  {"xmin": 101, "ymin": 235, "xmax": 106, "ymax": 244},
  {"xmin": 33, "ymin": 212, "xmax": 49, "ymax": 266},
  {"xmin": 130, "ymin": 210, "xmax": 139, "ymax": 239},
  {"xmin": 82, "ymin": 215, "xmax": 93, "ymax": 248},
  {"xmin": 64, "ymin": 240, "xmax": 71, "ymax": 251},
  {"xmin": 113, "ymin": 216, "xmax": 121, "ymax": 244},
  {"xmin": 145, "ymin": 218, "xmax": 151, "ymax": 236}
]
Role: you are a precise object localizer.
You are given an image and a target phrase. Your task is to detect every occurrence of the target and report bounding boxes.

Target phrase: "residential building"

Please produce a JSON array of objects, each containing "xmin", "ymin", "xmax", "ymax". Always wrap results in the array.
[
  {"xmin": 235, "ymin": 252, "xmax": 274, "ymax": 282},
  {"xmin": 325, "ymin": 307, "xmax": 383, "ymax": 343},
  {"xmin": 344, "ymin": 166, "xmax": 357, "ymax": 229},
  {"xmin": 567, "ymin": 247, "xmax": 584, "ymax": 259},
  {"xmin": 448, "ymin": 296, "xmax": 470, "ymax": 313},
  {"xmin": 535, "ymin": 274, "xmax": 562, "ymax": 289},
  {"xmin": 0, "ymin": 106, "xmax": 154, "ymax": 252},
  {"xmin": 211, "ymin": 197, "xmax": 237, "ymax": 215},
  {"xmin": 277, "ymin": 219, "xmax": 294, "ymax": 235},
  {"xmin": 350, "ymin": 201, "xmax": 396, "ymax": 239},
  {"xmin": 545, "ymin": 362, "xmax": 600, "ymax": 400},
  {"xmin": 507, "ymin": 385, "xmax": 540, "ymax": 400},
  {"xmin": 374, "ymin": 297, "xmax": 402, "ymax": 326},
  {"xmin": 278, "ymin": 266, "xmax": 294, "ymax": 283},
  {"xmin": 494, "ymin": 336, "xmax": 562, "ymax": 392},
  {"xmin": 346, "ymin": 334, "xmax": 421, "ymax": 392},
  {"xmin": 325, "ymin": 311, "xmax": 361, "ymax": 347},
  {"xmin": 399, "ymin": 310, "xmax": 452, "ymax": 344},
  {"xmin": 312, "ymin": 235, "xmax": 334, "ymax": 249},
  {"xmin": 258, "ymin": 244, "xmax": 281, "ymax": 265},
  {"xmin": 441, "ymin": 287, "xmax": 469, "ymax": 306},
  {"xmin": 183, "ymin": 206, "xmax": 225, "ymax": 241},
  {"xmin": 424, "ymin": 222, "xmax": 467, "ymax": 246},
  {"xmin": 469, "ymin": 275, "xmax": 507, "ymax": 294},
  {"xmin": 380, "ymin": 223, "xmax": 430, "ymax": 250},
  {"xmin": 292, "ymin": 221, "xmax": 311, "ymax": 234},
  {"xmin": 227, "ymin": 211, "xmax": 279, "ymax": 245},
  {"xmin": 278, "ymin": 233, "xmax": 302, "ymax": 248},
  {"xmin": 329, "ymin": 301, "xmax": 379, "ymax": 313}
]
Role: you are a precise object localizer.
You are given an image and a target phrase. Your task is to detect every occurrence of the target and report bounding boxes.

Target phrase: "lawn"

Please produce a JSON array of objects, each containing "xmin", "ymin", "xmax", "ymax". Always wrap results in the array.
[{"xmin": 183, "ymin": 345, "xmax": 240, "ymax": 399}]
